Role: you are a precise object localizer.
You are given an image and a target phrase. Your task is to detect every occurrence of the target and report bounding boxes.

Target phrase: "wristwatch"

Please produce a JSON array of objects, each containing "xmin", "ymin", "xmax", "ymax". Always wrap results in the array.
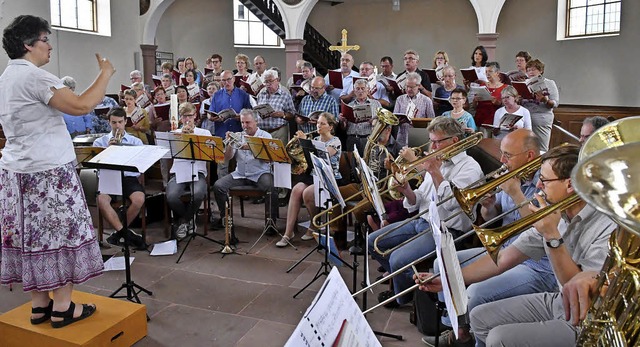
[{"xmin": 546, "ymin": 237, "xmax": 564, "ymax": 249}]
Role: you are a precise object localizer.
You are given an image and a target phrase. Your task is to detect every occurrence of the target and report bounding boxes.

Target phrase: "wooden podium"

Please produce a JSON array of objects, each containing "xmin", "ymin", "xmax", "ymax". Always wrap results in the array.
[{"xmin": 0, "ymin": 291, "xmax": 147, "ymax": 347}]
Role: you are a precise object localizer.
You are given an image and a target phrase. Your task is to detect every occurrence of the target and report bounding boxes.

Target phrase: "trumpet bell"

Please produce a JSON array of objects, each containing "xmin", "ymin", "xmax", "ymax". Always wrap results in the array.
[{"xmin": 572, "ymin": 142, "xmax": 640, "ymax": 237}]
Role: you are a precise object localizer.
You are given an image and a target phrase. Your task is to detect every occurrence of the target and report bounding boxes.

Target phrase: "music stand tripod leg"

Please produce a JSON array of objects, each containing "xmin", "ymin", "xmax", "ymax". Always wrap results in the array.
[{"xmin": 246, "ymin": 188, "xmax": 296, "ymax": 253}]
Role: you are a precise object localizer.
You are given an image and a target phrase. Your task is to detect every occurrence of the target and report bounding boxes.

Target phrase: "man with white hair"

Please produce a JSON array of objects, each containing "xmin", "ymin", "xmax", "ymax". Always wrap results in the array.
[
  {"xmin": 60, "ymin": 76, "xmax": 93, "ymax": 137},
  {"xmin": 256, "ymin": 69, "xmax": 295, "ymax": 146},
  {"xmin": 129, "ymin": 69, "xmax": 151, "ymax": 93},
  {"xmin": 393, "ymin": 72, "xmax": 435, "ymax": 148}
]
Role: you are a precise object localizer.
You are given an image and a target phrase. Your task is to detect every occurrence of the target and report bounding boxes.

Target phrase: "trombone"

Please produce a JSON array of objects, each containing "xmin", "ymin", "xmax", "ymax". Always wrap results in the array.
[
  {"xmin": 359, "ymin": 193, "xmax": 580, "ymax": 313},
  {"xmin": 312, "ymin": 133, "xmax": 482, "ymax": 229}
]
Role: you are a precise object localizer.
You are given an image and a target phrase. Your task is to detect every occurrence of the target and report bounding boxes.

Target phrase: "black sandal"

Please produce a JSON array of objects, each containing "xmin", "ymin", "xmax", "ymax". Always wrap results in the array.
[
  {"xmin": 30, "ymin": 300, "xmax": 53, "ymax": 325},
  {"xmin": 378, "ymin": 290, "xmax": 400, "ymax": 308},
  {"xmin": 50, "ymin": 301, "xmax": 96, "ymax": 329}
]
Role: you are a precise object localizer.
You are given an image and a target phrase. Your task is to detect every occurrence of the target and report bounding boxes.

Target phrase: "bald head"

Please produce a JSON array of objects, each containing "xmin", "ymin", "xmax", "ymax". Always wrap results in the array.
[
  {"xmin": 500, "ymin": 129, "xmax": 541, "ymax": 171},
  {"xmin": 310, "ymin": 76, "xmax": 326, "ymax": 99}
]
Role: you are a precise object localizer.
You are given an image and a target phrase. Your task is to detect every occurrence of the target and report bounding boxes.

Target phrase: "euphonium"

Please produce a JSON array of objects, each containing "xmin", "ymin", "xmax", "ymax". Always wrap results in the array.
[{"xmin": 363, "ymin": 108, "xmax": 398, "ymax": 163}]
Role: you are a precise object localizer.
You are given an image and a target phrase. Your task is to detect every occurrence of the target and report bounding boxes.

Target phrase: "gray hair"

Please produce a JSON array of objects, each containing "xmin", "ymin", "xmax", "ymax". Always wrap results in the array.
[
  {"xmin": 583, "ymin": 116, "xmax": 609, "ymax": 130},
  {"xmin": 239, "ymin": 108, "xmax": 258, "ymax": 121},
  {"xmin": 129, "ymin": 69, "xmax": 142, "ymax": 78},
  {"xmin": 161, "ymin": 73, "xmax": 172, "ymax": 80},
  {"xmin": 353, "ymin": 79, "xmax": 368, "ymax": 88},
  {"xmin": 406, "ymin": 71, "xmax": 422, "ymax": 84},
  {"xmin": 427, "ymin": 116, "xmax": 464, "ymax": 139},
  {"xmin": 61, "ymin": 76, "xmax": 76, "ymax": 91},
  {"xmin": 263, "ymin": 68, "xmax": 279, "ymax": 81},
  {"xmin": 301, "ymin": 61, "xmax": 313, "ymax": 70}
]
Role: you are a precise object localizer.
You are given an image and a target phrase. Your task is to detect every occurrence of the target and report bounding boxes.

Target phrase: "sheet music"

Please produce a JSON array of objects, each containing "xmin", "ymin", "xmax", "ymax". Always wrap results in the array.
[
  {"xmin": 274, "ymin": 162, "xmax": 292, "ymax": 189},
  {"xmin": 97, "ymin": 169, "xmax": 123, "ymax": 195},
  {"xmin": 89, "ymin": 145, "xmax": 169, "ymax": 173},
  {"xmin": 150, "ymin": 240, "xmax": 178, "ymax": 256},
  {"xmin": 310, "ymin": 153, "xmax": 345, "ymax": 208},
  {"xmin": 285, "ymin": 267, "xmax": 380, "ymax": 347},
  {"xmin": 428, "ymin": 199, "xmax": 468, "ymax": 339},
  {"xmin": 354, "ymin": 150, "xmax": 386, "ymax": 219},
  {"xmin": 173, "ymin": 160, "xmax": 199, "ymax": 184},
  {"xmin": 103, "ymin": 256, "xmax": 135, "ymax": 271}
]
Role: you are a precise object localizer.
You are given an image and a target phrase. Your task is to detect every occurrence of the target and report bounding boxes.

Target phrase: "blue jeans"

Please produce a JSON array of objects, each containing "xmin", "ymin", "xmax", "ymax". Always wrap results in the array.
[
  {"xmin": 368, "ymin": 218, "xmax": 434, "ymax": 305},
  {"xmin": 435, "ymin": 247, "xmax": 558, "ymax": 332}
]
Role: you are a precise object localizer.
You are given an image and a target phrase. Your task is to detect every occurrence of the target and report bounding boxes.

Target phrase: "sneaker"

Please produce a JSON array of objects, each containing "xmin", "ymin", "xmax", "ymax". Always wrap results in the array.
[
  {"xmin": 176, "ymin": 223, "xmax": 188, "ymax": 239},
  {"xmin": 106, "ymin": 232, "xmax": 122, "ymax": 247},
  {"xmin": 421, "ymin": 330, "xmax": 474, "ymax": 347}
]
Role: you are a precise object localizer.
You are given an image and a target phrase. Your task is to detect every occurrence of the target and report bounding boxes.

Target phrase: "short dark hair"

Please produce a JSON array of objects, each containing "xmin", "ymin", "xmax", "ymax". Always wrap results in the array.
[
  {"xmin": 210, "ymin": 54, "xmax": 222, "ymax": 62},
  {"xmin": 471, "ymin": 46, "xmax": 488, "ymax": 67},
  {"xmin": 450, "ymin": 87, "xmax": 468, "ymax": 99},
  {"xmin": 185, "ymin": 68, "xmax": 196, "ymax": 79},
  {"xmin": 515, "ymin": 51, "xmax": 532, "ymax": 62},
  {"xmin": 175, "ymin": 85, "xmax": 188, "ymax": 94},
  {"xmin": 541, "ymin": 144, "xmax": 580, "ymax": 179},
  {"xmin": 107, "ymin": 106, "xmax": 126, "ymax": 119},
  {"xmin": 380, "ymin": 56, "xmax": 393, "ymax": 65},
  {"xmin": 3, "ymin": 15, "xmax": 51, "ymax": 59}
]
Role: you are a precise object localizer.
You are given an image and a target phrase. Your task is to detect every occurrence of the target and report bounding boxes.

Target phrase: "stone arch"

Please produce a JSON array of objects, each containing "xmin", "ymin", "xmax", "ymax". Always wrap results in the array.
[
  {"xmin": 468, "ymin": 0, "xmax": 506, "ymax": 34},
  {"xmin": 142, "ymin": 0, "xmax": 175, "ymax": 45}
]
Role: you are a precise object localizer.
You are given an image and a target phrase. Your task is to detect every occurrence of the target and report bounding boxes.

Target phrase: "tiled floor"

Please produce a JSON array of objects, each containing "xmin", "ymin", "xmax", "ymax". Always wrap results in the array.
[{"xmin": 0, "ymin": 200, "xmax": 425, "ymax": 346}]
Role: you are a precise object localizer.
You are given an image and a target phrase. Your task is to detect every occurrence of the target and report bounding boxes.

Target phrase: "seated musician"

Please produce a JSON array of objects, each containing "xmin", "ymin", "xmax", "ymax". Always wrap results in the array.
[
  {"xmin": 122, "ymin": 88, "xmax": 150, "ymax": 144},
  {"xmin": 367, "ymin": 117, "xmax": 483, "ymax": 307},
  {"xmin": 92, "ymin": 107, "xmax": 146, "ymax": 249},
  {"xmin": 416, "ymin": 145, "xmax": 617, "ymax": 347},
  {"xmin": 296, "ymin": 77, "xmax": 339, "ymax": 134},
  {"xmin": 166, "ymin": 102, "xmax": 212, "ymax": 239},
  {"xmin": 393, "ymin": 72, "xmax": 435, "ymax": 148},
  {"xmin": 276, "ymin": 112, "xmax": 342, "ymax": 247},
  {"xmin": 330, "ymin": 122, "xmax": 399, "ymax": 247},
  {"xmin": 338, "ymin": 79, "xmax": 382, "ymax": 156},
  {"xmin": 420, "ymin": 129, "xmax": 557, "ymax": 347},
  {"xmin": 212, "ymin": 109, "xmax": 277, "ymax": 230}
]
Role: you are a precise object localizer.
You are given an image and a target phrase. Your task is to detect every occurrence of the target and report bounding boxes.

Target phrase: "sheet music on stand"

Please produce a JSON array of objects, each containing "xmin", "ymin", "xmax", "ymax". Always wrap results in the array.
[
  {"xmin": 74, "ymin": 146, "xmax": 104, "ymax": 169},
  {"xmin": 285, "ymin": 267, "xmax": 381, "ymax": 347},
  {"xmin": 428, "ymin": 198, "xmax": 468, "ymax": 339},
  {"xmin": 154, "ymin": 131, "xmax": 224, "ymax": 163},
  {"xmin": 310, "ymin": 153, "xmax": 345, "ymax": 208},
  {"xmin": 245, "ymin": 136, "xmax": 291, "ymax": 189},
  {"xmin": 353, "ymin": 149, "xmax": 386, "ymax": 219}
]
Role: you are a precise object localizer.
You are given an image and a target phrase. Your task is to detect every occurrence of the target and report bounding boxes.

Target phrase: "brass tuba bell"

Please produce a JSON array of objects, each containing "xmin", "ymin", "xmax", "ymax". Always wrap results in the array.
[{"xmin": 363, "ymin": 108, "xmax": 399, "ymax": 163}]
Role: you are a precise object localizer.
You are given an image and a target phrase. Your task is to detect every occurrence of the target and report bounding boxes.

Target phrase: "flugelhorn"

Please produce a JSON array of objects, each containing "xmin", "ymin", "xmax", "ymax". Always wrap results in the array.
[
  {"xmin": 112, "ymin": 128, "xmax": 124, "ymax": 145},
  {"xmin": 223, "ymin": 131, "xmax": 246, "ymax": 150}
]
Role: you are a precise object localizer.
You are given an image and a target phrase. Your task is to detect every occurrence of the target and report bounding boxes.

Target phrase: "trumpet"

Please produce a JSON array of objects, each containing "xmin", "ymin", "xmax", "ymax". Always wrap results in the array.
[
  {"xmin": 219, "ymin": 196, "xmax": 235, "ymax": 254},
  {"xmin": 110, "ymin": 128, "xmax": 124, "ymax": 145},
  {"xmin": 181, "ymin": 120, "xmax": 195, "ymax": 134},
  {"xmin": 223, "ymin": 131, "xmax": 246, "ymax": 150}
]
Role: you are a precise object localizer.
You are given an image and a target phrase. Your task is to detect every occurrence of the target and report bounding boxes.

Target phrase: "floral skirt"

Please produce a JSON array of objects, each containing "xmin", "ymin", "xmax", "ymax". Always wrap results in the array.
[{"xmin": 0, "ymin": 163, "xmax": 103, "ymax": 292}]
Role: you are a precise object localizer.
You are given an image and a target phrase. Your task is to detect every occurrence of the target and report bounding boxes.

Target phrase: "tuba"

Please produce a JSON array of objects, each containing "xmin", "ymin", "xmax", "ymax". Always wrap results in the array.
[
  {"xmin": 363, "ymin": 108, "xmax": 398, "ymax": 163},
  {"xmin": 572, "ymin": 141, "xmax": 640, "ymax": 346}
]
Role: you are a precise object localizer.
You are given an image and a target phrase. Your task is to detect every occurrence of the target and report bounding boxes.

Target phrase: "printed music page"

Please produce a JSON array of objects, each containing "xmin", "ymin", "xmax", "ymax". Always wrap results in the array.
[
  {"xmin": 285, "ymin": 267, "xmax": 380, "ymax": 347},
  {"xmin": 89, "ymin": 145, "xmax": 168, "ymax": 174},
  {"xmin": 469, "ymin": 86, "xmax": 493, "ymax": 102}
]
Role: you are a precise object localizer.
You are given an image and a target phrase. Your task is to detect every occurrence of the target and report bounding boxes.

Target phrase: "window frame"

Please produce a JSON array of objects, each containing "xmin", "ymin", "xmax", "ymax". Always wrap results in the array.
[
  {"xmin": 50, "ymin": 0, "xmax": 111, "ymax": 37},
  {"xmin": 232, "ymin": 0, "xmax": 284, "ymax": 48},
  {"xmin": 557, "ymin": 0, "xmax": 621, "ymax": 40}
]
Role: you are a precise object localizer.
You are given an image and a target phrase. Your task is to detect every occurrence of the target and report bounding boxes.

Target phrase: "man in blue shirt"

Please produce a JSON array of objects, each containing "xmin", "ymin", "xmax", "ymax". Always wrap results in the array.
[
  {"xmin": 61, "ymin": 76, "xmax": 92, "ymax": 137},
  {"xmin": 208, "ymin": 70, "xmax": 252, "ymax": 178}
]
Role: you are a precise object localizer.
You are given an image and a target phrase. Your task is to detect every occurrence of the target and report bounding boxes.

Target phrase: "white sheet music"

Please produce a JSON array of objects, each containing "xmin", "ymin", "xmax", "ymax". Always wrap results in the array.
[
  {"xmin": 173, "ymin": 160, "xmax": 198, "ymax": 184},
  {"xmin": 285, "ymin": 267, "xmax": 380, "ymax": 347},
  {"xmin": 89, "ymin": 145, "xmax": 168, "ymax": 174},
  {"xmin": 273, "ymin": 162, "xmax": 292, "ymax": 189},
  {"xmin": 97, "ymin": 169, "xmax": 123, "ymax": 195},
  {"xmin": 429, "ymin": 198, "xmax": 468, "ymax": 339}
]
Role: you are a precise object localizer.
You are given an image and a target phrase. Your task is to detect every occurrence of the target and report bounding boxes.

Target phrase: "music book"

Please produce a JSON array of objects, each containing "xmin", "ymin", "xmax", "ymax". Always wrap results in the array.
[
  {"xmin": 237, "ymin": 78, "xmax": 262, "ymax": 96},
  {"xmin": 394, "ymin": 100, "xmax": 418, "ymax": 124},
  {"xmin": 74, "ymin": 146, "xmax": 104, "ymax": 168},
  {"xmin": 120, "ymin": 84, "xmax": 129, "ymax": 92},
  {"xmin": 328, "ymin": 70, "xmax": 344, "ymax": 89},
  {"xmin": 506, "ymin": 70, "xmax": 527, "ymax": 82},
  {"xmin": 512, "ymin": 81, "xmax": 533, "ymax": 99},
  {"xmin": 233, "ymin": 75, "xmax": 248, "ymax": 88},
  {"xmin": 245, "ymin": 137, "xmax": 290, "ymax": 163},
  {"xmin": 433, "ymin": 97, "xmax": 452, "ymax": 109},
  {"xmin": 204, "ymin": 67, "xmax": 213, "ymax": 75},
  {"xmin": 285, "ymin": 267, "xmax": 380, "ymax": 347},
  {"xmin": 353, "ymin": 150, "xmax": 386, "ymax": 219},
  {"xmin": 379, "ymin": 76, "xmax": 405, "ymax": 95},
  {"xmin": 154, "ymin": 131, "xmax": 224, "ymax": 163},
  {"xmin": 340, "ymin": 101, "xmax": 373, "ymax": 123},
  {"xmin": 180, "ymin": 77, "xmax": 188, "ymax": 86},
  {"xmin": 253, "ymin": 104, "xmax": 276, "ymax": 118},
  {"xmin": 496, "ymin": 113, "xmax": 523, "ymax": 128},
  {"xmin": 204, "ymin": 108, "xmax": 237, "ymax": 122},
  {"xmin": 469, "ymin": 86, "xmax": 493, "ymax": 102},
  {"xmin": 526, "ymin": 75, "xmax": 549, "ymax": 95},
  {"xmin": 164, "ymin": 85, "xmax": 175, "ymax": 95},
  {"xmin": 171, "ymin": 69, "xmax": 181, "ymax": 85},
  {"xmin": 498, "ymin": 72, "xmax": 512, "ymax": 85},
  {"xmin": 93, "ymin": 105, "xmax": 111, "ymax": 117},
  {"xmin": 292, "ymin": 73, "xmax": 304, "ymax": 85},
  {"xmin": 154, "ymin": 102, "xmax": 170, "ymax": 121},
  {"xmin": 296, "ymin": 110, "xmax": 323, "ymax": 122},
  {"xmin": 151, "ymin": 75, "xmax": 162, "ymax": 87},
  {"xmin": 135, "ymin": 93, "xmax": 150, "ymax": 108},
  {"xmin": 424, "ymin": 68, "xmax": 438, "ymax": 83},
  {"xmin": 460, "ymin": 68, "xmax": 479, "ymax": 82},
  {"xmin": 126, "ymin": 107, "xmax": 146, "ymax": 127},
  {"xmin": 87, "ymin": 144, "xmax": 169, "ymax": 174}
]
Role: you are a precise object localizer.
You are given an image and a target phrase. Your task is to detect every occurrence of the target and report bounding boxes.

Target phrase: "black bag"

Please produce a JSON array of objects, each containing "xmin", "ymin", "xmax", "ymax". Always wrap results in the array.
[{"xmin": 411, "ymin": 289, "xmax": 440, "ymax": 336}]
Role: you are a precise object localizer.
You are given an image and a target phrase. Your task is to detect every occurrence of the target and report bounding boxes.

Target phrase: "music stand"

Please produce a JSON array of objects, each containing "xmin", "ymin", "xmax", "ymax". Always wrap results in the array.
[
  {"xmin": 84, "ymin": 145, "xmax": 168, "ymax": 305},
  {"xmin": 288, "ymin": 153, "xmax": 354, "ymax": 298},
  {"xmin": 243, "ymin": 136, "xmax": 295, "ymax": 253},
  {"xmin": 155, "ymin": 131, "xmax": 227, "ymax": 263}
]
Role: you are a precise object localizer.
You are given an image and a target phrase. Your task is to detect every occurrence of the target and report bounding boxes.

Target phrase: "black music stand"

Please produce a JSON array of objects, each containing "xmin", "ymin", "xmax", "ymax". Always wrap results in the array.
[
  {"xmin": 84, "ymin": 145, "xmax": 168, "ymax": 306},
  {"xmin": 156, "ymin": 132, "xmax": 227, "ymax": 263},
  {"xmin": 244, "ymin": 136, "xmax": 294, "ymax": 253},
  {"xmin": 287, "ymin": 153, "xmax": 354, "ymax": 298}
]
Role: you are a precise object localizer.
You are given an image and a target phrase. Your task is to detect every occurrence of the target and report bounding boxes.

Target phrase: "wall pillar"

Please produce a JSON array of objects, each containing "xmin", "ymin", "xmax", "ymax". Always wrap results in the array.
[
  {"xmin": 284, "ymin": 39, "xmax": 306, "ymax": 80},
  {"xmin": 140, "ymin": 44, "xmax": 158, "ymax": 87},
  {"xmin": 477, "ymin": 33, "xmax": 499, "ymax": 60}
]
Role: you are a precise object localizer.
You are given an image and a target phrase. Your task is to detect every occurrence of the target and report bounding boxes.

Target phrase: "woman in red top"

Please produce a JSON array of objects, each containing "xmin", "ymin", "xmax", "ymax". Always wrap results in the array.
[{"xmin": 472, "ymin": 61, "xmax": 506, "ymax": 126}]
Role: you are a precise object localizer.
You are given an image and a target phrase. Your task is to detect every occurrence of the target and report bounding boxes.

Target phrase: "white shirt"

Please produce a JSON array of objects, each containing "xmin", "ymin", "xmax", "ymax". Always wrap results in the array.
[
  {"xmin": 492, "ymin": 106, "xmax": 532, "ymax": 140},
  {"xmin": 170, "ymin": 127, "xmax": 212, "ymax": 176},
  {"xmin": 0, "ymin": 59, "xmax": 74, "ymax": 173}
]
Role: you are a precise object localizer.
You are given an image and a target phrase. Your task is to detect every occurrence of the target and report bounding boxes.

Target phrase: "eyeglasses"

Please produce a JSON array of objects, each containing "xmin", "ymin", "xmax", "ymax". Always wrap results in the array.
[
  {"xmin": 499, "ymin": 150, "xmax": 528, "ymax": 160},
  {"xmin": 443, "ymin": 74, "xmax": 455, "ymax": 78},
  {"xmin": 263, "ymin": 79, "xmax": 277, "ymax": 85},
  {"xmin": 311, "ymin": 86, "xmax": 324, "ymax": 90},
  {"xmin": 539, "ymin": 177, "xmax": 568, "ymax": 186},
  {"xmin": 403, "ymin": 57, "xmax": 417, "ymax": 61},
  {"xmin": 430, "ymin": 136, "xmax": 453, "ymax": 145},
  {"xmin": 221, "ymin": 77, "xmax": 234, "ymax": 82},
  {"xmin": 35, "ymin": 37, "xmax": 50, "ymax": 43}
]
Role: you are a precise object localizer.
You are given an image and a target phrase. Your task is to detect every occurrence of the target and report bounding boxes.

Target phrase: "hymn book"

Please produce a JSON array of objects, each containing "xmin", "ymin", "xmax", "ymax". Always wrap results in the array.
[
  {"xmin": 151, "ymin": 75, "xmax": 162, "ymax": 87},
  {"xmin": 253, "ymin": 104, "xmax": 276, "ymax": 118},
  {"xmin": 328, "ymin": 70, "xmax": 344, "ymax": 89},
  {"xmin": 340, "ymin": 101, "xmax": 374, "ymax": 124},
  {"xmin": 204, "ymin": 108, "xmax": 238, "ymax": 122},
  {"xmin": 378, "ymin": 75, "xmax": 406, "ymax": 96},
  {"xmin": 481, "ymin": 113, "xmax": 523, "ymax": 130},
  {"xmin": 296, "ymin": 110, "xmax": 323, "ymax": 122},
  {"xmin": 424, "ymin": 68, "xmax": 438, "ymax": 83},
  {"xmin": 126, "ymin": 107, "xmax": 146, "ymax": 127},
  {"xmin": 469, "ymin": 86, "xmax": 493, "ymax": 102},
  {"xmin": 153, "ymin": 103, "xmax": 170, "ymax": 121},
  {"xmin": 460, "ymin": 68, "xmax": 479, "ymax": 82}
]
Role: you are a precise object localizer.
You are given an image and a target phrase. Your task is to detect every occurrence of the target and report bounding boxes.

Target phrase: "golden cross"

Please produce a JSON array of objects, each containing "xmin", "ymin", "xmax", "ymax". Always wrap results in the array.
[{"xmin": 329, "ymin": 29, "xmax": 360, "ymax": 54}]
